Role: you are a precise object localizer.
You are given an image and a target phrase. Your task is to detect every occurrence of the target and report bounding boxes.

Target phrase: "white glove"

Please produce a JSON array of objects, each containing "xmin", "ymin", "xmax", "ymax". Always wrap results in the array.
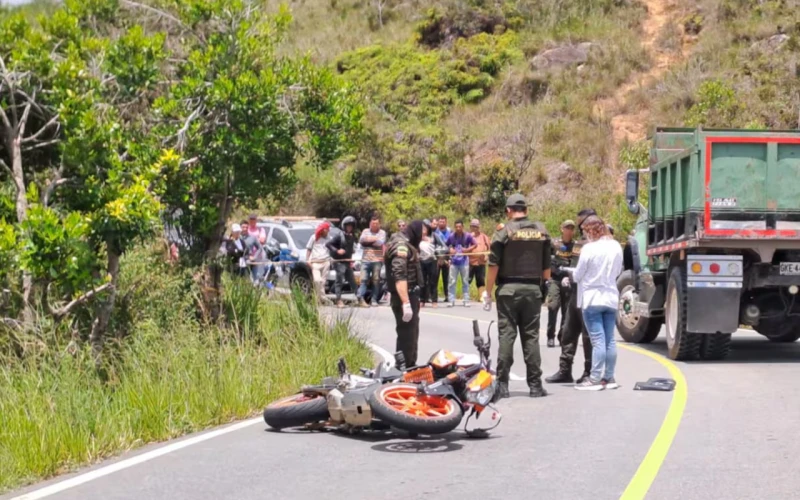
[
  {"xmin": 561, "ymin": 277, "xmax": 570, "ymax": 288},
  {"xmin": 481, "ymin": 290, "xmax": 492, "ymax": 311},
  {"xmin": 402, "ymin": 302, "xmax": 413, "ymax": 322}
]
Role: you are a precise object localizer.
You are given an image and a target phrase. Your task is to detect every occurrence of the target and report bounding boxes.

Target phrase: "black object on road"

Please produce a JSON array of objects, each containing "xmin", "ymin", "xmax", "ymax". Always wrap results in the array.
[{"xmin": 633, "ymin": 378, "xmax": 676, "ymax": 391}]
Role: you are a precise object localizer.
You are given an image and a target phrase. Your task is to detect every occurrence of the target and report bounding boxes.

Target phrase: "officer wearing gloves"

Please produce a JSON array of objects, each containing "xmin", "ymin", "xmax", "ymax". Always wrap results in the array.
[
  {"xmin": 482, "ymin": 194, "xmax": 552, "ymax": 399},
  {"xmin": 385, "ymin": 220, "xmax": 425, "ymax": 366}
]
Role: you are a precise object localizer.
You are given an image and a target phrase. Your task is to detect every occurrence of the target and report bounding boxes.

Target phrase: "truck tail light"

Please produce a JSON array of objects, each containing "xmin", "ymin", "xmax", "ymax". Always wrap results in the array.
[
  {"xmin": 709, "ymin": 263, "xmax": 720, "ymax": 274},
  {"xmin": 690, "ymin": 262, "xmax": 702, "ymax": 274}
]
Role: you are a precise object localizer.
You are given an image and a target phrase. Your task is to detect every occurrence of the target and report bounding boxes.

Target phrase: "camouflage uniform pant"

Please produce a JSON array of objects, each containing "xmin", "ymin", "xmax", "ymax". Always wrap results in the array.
[
  {"xmin": 558, "ymin": 285, "xmax": 592, "ymax": 375},
  {"xmin": 546, "ymin": 280, "xmax": 569, "ymax": 342},
  {"xmin": 496, "ymin": 283, "xmax": 544, "ymax": 388}
]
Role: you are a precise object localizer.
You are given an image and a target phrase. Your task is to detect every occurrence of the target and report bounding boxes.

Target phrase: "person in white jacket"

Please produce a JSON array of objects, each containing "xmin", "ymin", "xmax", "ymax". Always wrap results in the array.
[{"xmin": 571, "ymin": 215, "xmax": 623, "ymax": 391}]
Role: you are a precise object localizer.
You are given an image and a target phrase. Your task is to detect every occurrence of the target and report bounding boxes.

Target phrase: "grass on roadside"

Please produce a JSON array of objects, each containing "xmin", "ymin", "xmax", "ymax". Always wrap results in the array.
[{"xmin": 0, "ymin": 267, "xmax": 372, "ymax": 493}]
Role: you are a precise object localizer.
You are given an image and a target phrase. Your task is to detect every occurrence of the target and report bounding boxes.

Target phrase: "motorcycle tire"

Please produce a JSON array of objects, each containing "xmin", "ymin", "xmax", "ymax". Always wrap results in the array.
[
  {"xmin": 368, "ymin": 383, "xmax": 463, "ymax": 435},
  {"xmin": 263, "ymin": 393, "xmax": 329, "ymax": 430}
]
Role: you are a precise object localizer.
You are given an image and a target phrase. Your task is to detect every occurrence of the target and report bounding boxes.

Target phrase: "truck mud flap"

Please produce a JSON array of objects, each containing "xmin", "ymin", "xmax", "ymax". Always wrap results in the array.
[{"xmin": 686, "ymin": 255, "xmax": 743, "ymax": 334}]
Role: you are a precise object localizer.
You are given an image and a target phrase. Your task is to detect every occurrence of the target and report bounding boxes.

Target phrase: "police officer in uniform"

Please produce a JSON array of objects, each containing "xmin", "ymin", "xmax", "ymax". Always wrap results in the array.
[
  {"xmin": 546, "ymin": 208, "xmax": 596, "ymax": 384},
  {"xmin": 545, "ymin": 219, "xmax": 577, "ymax": 348},
  {"xmin": 385, "ymin": 220, "xmax": 425, "ymax": 366},
  {"xmin": 482, "ymin": 194, "xmax": 551, "ymax": 399}
]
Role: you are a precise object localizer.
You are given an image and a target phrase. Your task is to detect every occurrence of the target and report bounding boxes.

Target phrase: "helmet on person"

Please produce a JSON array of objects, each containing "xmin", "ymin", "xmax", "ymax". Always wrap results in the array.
[{"xmin": 342, "ymin": 215, "xmax": 356, "ymax": 227}]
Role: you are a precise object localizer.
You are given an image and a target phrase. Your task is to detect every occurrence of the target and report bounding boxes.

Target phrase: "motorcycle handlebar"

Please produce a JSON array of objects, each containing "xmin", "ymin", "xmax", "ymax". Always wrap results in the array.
[{"xmin": 472, "ymin": 319, "xmax": 480, "ymax": 338}]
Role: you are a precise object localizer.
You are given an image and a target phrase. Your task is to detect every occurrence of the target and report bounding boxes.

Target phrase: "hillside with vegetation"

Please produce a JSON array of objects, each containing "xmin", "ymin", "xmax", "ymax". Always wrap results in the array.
[
  {"xmin": 1, "ymin": 0, "xmax": 800, "ymax": 492},
  {"xmin": 267, "ymin": 0, "xmax": 800, "ymax": 233}
]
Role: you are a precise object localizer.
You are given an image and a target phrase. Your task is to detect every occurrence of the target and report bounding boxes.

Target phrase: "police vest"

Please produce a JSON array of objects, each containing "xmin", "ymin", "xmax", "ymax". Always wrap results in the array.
[
  {"xmin": 551, "ymin": 238, "xmax": 575, "ymax": 268},
  {"xmin": 498, "ymin": 220, "xmax": 547, "ymax": 280}
]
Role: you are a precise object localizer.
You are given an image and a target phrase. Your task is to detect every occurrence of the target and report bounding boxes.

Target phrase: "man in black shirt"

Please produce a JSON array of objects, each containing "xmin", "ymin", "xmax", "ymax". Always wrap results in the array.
[{"xmin": 327, "ymin": 216, "xmax": 358, "ymax": 308}]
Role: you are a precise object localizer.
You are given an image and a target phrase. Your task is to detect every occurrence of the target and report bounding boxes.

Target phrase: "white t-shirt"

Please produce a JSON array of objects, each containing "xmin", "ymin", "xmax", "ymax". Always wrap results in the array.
[
  {"xmin": 306, "ymin": 234, "xmax": 332, "ymax": 262},
  {"xmin": 419, "ymin": 239, "xmax": 435, "ymax": 261},
  {"xmin": 572, "ymin": 237, "xmax": 623, "ymax": 310}
]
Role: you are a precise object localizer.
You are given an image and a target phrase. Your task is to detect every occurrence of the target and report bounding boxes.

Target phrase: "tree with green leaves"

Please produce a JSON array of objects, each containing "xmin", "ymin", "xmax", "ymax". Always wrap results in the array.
[{"xmin": 148, "ymin": 0, "xmax": 363, "ymax": 319}]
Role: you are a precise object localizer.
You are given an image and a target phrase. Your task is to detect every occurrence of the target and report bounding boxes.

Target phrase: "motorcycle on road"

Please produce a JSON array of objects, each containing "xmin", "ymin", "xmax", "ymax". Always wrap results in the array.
[{"xmin": 263, "ymin": 320, "xmax": 502, "ymax": 437}]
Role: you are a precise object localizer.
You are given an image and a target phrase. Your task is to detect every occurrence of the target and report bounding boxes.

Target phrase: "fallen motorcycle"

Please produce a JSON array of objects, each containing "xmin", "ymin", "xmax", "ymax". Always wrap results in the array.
[
  {"xmin": 369, "ymin": 319, "xmax": 502, "ymax": 438},
  {"xmin": 263, "ymin": 320, "xmax": 502, "ymax": 437}
]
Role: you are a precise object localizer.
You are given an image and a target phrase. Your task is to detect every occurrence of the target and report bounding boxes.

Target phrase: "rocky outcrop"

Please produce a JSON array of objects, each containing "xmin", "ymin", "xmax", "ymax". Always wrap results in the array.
[{"xmin": 530, "ymin": 43, "xmax": 597, "ymax": 70}]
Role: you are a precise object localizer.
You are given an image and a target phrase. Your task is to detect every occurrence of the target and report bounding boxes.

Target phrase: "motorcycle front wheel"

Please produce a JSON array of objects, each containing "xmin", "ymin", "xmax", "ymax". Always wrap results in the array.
[
  {"xmin": 368, "ymin": 384, "xmax": 463, "ymax": 435},
  {"xmin": 263, "ymin": 393, "xmax": 329, "ymax": 430}
]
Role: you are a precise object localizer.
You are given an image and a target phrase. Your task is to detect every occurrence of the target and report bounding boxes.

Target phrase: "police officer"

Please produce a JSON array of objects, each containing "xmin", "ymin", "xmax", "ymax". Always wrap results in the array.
[
  {"xmin": 545, "ymin": 219, "xmax": 577, "ymax": 348},
  {"xmin": 385, "ymin": 220, "xmax": 425, "ymax": 366},
  {"xmin": 546, "ymin": 208, "xmax": 596, "ymax": 385},
  {"xmin": 482, "ymin": 194, "xmax": 551, "ymax": 399}
]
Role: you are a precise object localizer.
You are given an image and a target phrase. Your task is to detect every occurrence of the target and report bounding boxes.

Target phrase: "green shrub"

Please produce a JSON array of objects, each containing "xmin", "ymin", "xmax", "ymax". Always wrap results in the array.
[{"xmin": 0, "ymin": 250, "xmax": 372, "ymax": 493}]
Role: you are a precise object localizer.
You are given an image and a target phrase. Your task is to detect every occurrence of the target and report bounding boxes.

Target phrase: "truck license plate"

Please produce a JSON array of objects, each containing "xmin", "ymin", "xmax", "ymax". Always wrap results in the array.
[{"xmin": 780, "ymin": 262, "xmax": 800, "ymax": 275}]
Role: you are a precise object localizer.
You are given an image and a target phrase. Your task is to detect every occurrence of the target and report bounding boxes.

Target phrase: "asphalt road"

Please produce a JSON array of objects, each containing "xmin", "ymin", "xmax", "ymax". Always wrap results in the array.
[{"xmin": 7, "ymin": 302, "xmax": 800, "ymax": 500}]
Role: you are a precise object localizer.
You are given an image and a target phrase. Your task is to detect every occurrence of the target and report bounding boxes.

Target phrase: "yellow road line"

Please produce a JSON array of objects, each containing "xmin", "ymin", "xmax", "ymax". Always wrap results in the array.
[
  {"xmin": 419, "ymin": 310, "xmax": 688, "ymax": 500},
  {"xmin": 617, "ymin": 344, "xmax": 687, "ymax": 500}
]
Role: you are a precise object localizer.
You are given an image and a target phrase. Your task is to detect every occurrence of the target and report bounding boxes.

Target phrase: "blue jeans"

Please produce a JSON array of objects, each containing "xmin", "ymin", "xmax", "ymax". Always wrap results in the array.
[
  {"xmin": 357, "ymin": 261, "xmax": 382, "ymax": 301},
  {"xmin": 582, "ymin": 306, "xmax": 618, "ymax": 382},
  {"xmin": 448, "ymin": 263, "xmax": 470, "ymax": 301}
]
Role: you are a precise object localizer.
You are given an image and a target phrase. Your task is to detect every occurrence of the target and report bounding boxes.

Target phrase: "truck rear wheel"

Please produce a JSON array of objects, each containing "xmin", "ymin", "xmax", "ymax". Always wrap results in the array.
[
  {"xmin": 758, "ymin": 320, "xmax": 800, "ymax": 342},
  {"xmin": 700, "ymin": 333, "xmax": 732, "ymax": 360},
  {"xmin": 665, "ymin": 267, "xmax": 701, "ymax": 360},
  {"xmin": 616, "ymin": 271, "xmax": 663, "ymax": 344}
]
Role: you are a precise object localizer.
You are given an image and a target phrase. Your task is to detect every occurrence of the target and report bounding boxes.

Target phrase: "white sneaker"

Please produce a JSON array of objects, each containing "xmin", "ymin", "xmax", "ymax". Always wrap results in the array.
[
  {"xmin": 603, "ymin": 378, "xmax": 620, "ymax": 390},
  {"xmin": 574, "ymin": 378, "xmax": 605, "ymax": 391},
  {"xmin": 463, "ymin": 300, "xmax": 470, "ymax": 307},
  {"xmin": 449, "ymin": 300, "xmax": 456, "ymax": 308}
]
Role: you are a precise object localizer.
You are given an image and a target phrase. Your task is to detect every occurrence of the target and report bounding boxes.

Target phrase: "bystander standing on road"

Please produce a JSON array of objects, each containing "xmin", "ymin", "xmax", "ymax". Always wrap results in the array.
[
  {"xmin": 245, "ymin": 214, "xmax": 266, "ymax": 241},
  {"xmin": 572, "ymin": 215, "xmax": 623, "ymax": 391},
  {"xmin": 546, "ymin": 220, "xmax": 577, "ymax": 348},
  {"xmin": 358, "ymin": 214, "xmax": 386, "ymax": 307},
  {"xmin": 434, "ymin": 216, "xmax": 452, "ymax": 304},
  {"xmin": 447, "ymin": 220, "xmax": 476, "ymax": 307},
  {"xmin": 306, "ymin": 222, "xmax": 333, "ymax": 299},
  {"xmin": 547, "ymin": 208, "xmax": 597, "ymax": 385},
  {"xmin": 482, "ymin": 194, "xmax": 551, "ymax": 399},
  {"xmin": 224, "ymin": 223, "xmax": 248, "ymax": 277},
  {"xmin": 385, "ymin": 220, "xmax": 424, "ymax": 366},
  {"xmin": 397, "ymin": 219, "xmax": 407, "ymax": 232},
  {"xmin": 469, "ymin": 219, "xmax": 490, "ymax": 300},
  {"xmin": 248, "ymin": 232, "xmax": 269, "ymax": 285},
  {"xmin": 419, "ymin": 220, "xmax": 437, "ymax": 307},
  {"xmin": 327, "ymin": 216, "xmax": 358, "ymax": 308}
]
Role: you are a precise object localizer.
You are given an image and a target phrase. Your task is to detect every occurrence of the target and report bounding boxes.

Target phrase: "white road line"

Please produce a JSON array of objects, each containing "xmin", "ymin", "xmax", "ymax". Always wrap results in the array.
[{"xmin": 10, "ymin": 417, "xmax": 262, "ymax": 500}]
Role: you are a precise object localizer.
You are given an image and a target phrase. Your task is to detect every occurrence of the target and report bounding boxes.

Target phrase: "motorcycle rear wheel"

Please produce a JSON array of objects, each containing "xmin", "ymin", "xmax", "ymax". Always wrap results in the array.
[
  {"xmin": 263, "ymin": 393, "xmax": 329, "ymax": 430},
  {"xmin": 368, "ymin": 384, "xmax": 462, "ymax": 435}
]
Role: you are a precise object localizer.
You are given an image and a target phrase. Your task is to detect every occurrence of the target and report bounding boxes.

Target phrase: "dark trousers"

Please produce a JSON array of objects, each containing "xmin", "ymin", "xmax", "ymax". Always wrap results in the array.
[
  {"xmin": 420, "ymin": 259, "xmax": 437, "ymax": 303},
  {"xmin": 469, "ymin": 265, "xmax": 486, "ymax": 288},
  {"xmin": 558, "ymin": 285, "xmax": 592, "ymax": 375},
  {"xmin": 546, "ymin": 281, "xmax": 569, "ymax": 342},
  {"xmin": 333, "ymin": 261, "xmax": 356, "ymax": 302},
  {"xmin": 496, "ymin": 283, "xmax": 543, "ymax": 388},
  {"xmin": 434, "ymin": 262, "xmax": 449, "ymax": 302},
  {"xmin": 391, "ymin": 293, "xmax": 420, "ymax": 366}
]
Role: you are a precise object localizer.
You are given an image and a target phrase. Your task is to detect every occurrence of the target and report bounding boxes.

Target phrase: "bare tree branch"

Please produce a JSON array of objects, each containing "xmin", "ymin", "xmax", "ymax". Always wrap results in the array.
[
  {"xmin": 0, "ymin": 158, "xmax": 10, "ymax": 175},
  {"xmin": 48, "ymin": 282, "xmax": 114, "ymax": 320},
  {"xmin": 176, "ymin": 105, "xmax": 203, "ymax": 151},
  {"xmin": 17, "ymin": 102, "xmax": 32, "ymax": 137},
  {"xmin": 22, "ymin": 114, "xmax": 60, "ymax": 144},
  {"xmin": 120, "ymin": 0, "xmax": 198, "ymax": 40},
  {"xmin": 0, "ymin": 101, "xmax": 11, "ymax": 131},
  {"xmin": 43, "ymin": 174, "xmax": 69, "ymax": 206},
  {"xmin": 21, "ymin": 138, "xmax": 60, "ymax": 152}
]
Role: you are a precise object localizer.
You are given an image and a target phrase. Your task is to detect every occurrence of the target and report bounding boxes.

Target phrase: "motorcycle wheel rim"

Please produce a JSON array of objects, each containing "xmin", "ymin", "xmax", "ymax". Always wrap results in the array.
[{"xmin": 379, "ymin": 386, "xmax": 456, "ymax": 417}]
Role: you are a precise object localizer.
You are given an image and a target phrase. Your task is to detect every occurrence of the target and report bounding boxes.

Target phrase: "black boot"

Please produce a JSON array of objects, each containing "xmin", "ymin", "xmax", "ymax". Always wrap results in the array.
[
  {"xmin": 529, "ymin": 384, "xmax": 548, "ymax": 398},
  {"xmin": 547, "ymin": 338, "xmax": 555, "ymax": 348},
  {"xmin": 545, "ymin": 369, "xmax": 574, "ymax": 384},
  {"xmin": 494, "ymin": 382, "xmax": 510, "ymax": 401},
  {"xmin": 576, "ymin": 371, "xmax": 591, "ymax": 384}
]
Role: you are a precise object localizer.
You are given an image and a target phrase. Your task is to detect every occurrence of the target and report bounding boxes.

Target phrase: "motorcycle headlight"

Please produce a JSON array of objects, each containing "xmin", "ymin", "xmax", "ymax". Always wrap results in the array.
[{"xmin": 467, "ymin": 379, "xmax": 496, "ymax": 406}]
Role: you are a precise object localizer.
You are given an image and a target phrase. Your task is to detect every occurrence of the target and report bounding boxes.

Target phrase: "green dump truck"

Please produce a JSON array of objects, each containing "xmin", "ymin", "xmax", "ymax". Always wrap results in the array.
[{"xmin": 620, "ymin": 127, "xmax": 800, "ymax": 360}]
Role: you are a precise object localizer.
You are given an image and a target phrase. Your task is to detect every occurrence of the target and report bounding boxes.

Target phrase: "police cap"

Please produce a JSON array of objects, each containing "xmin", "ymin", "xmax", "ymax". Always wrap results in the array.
[{"xmin": 505, "ymin": 194, "xmax": 528, "ymax": 209}]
